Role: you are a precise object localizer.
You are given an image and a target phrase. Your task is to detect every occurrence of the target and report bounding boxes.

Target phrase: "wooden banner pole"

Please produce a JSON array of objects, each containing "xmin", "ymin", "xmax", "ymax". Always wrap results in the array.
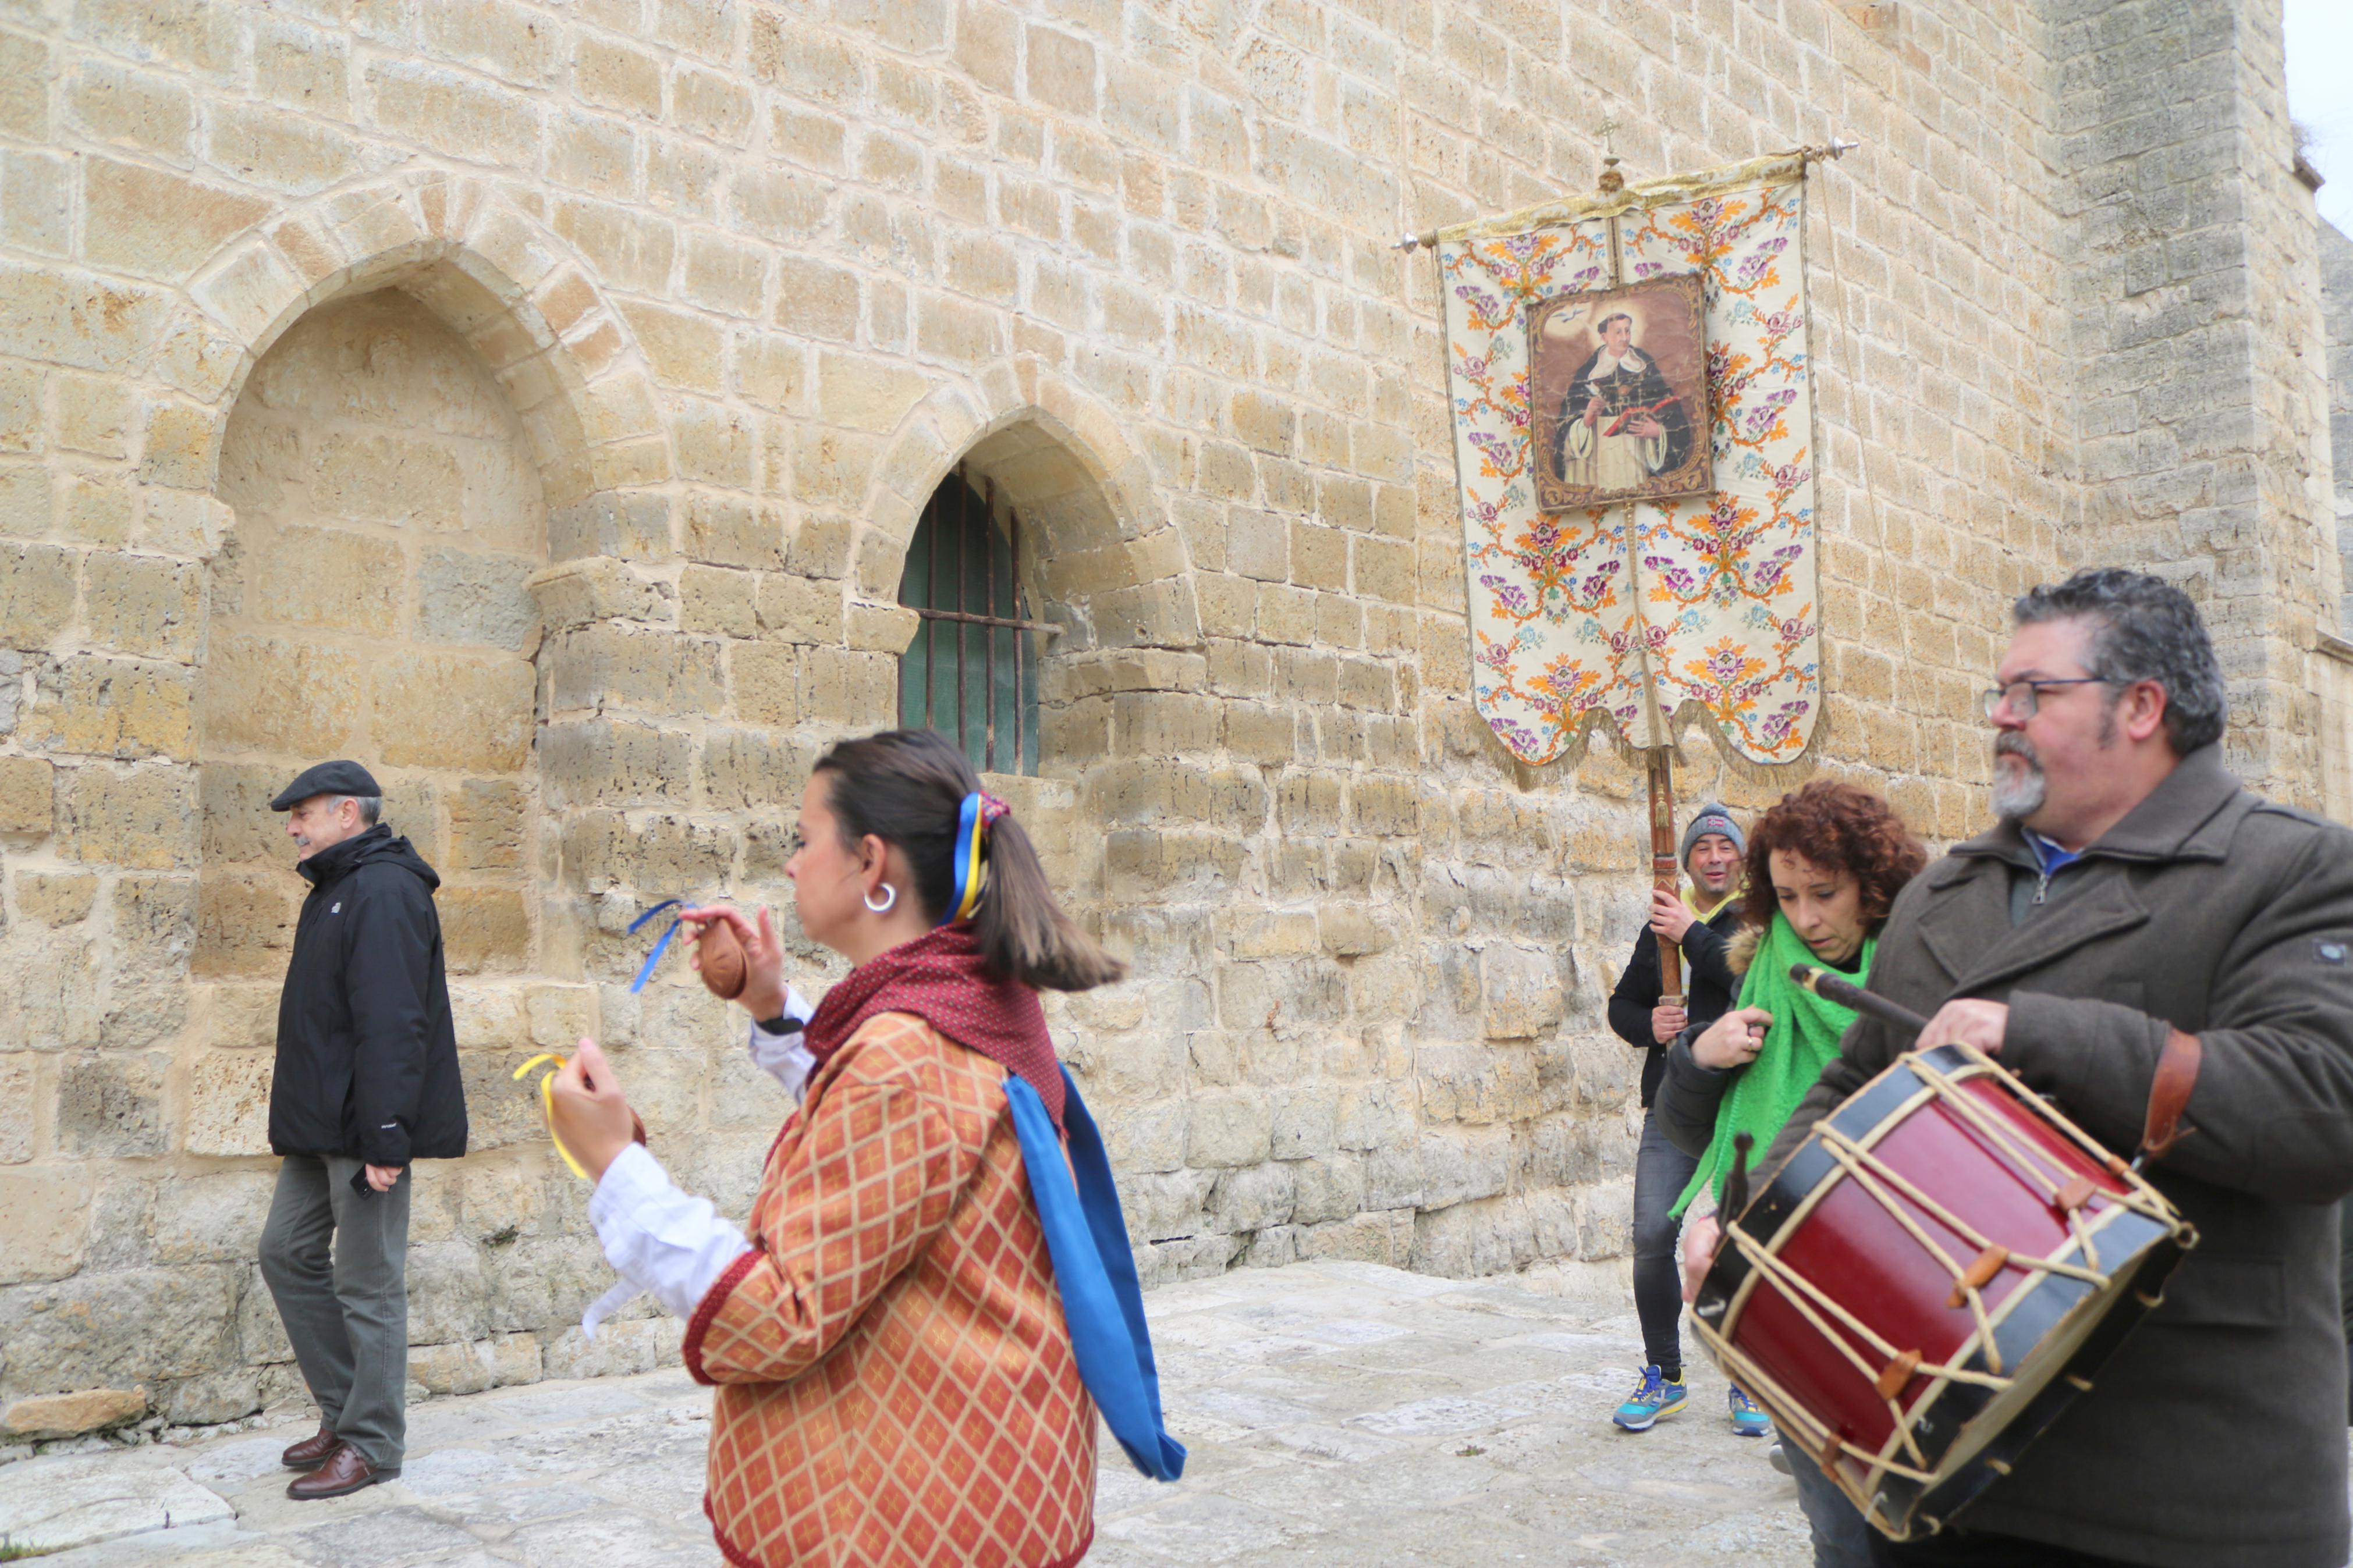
[
  {"xmin": 1648, "ymin": 746, "xmax": 1683, "ymax": 1007},
  {"xmin": 1594, "ymin": 134, "xmax": 1685, "ymax": 1011}
]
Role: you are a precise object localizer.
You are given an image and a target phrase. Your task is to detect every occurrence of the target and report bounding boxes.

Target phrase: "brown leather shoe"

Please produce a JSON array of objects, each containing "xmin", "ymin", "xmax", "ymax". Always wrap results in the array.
[
  {"xmin": 281, "ymin": 1423, "xmax": 339, "ymax": 1470},
  {"xmin": 285, "ymin": 1442, "xmax": 393, "ymax": 1500}
]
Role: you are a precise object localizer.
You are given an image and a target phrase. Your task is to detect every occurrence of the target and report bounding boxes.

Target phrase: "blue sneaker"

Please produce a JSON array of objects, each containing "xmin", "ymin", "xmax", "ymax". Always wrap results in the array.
[
  {"xmin": 1729, "ymin": 1383, "xmax": 1772, "ymax": 1437},
  {"xmin": 1611, "ymin": 1365, "xmax": 1688, "ymax": 1432}
]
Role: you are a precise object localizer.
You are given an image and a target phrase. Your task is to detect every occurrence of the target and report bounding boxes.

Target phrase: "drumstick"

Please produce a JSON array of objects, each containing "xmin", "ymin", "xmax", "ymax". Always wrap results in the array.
[
  {"xmin": 1790, "ymin": 964, "xmax": 1931, "ymax": 1037},
  {"xmin": 1723, "ymin": 1131, "xmax": 1755, "ymax": 1219}
]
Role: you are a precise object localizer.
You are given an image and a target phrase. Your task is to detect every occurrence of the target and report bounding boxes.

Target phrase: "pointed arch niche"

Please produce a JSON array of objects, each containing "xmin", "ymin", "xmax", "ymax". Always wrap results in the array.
[
  {"xmin": 179, "ymin": 176, "xmax": 666, "ymax": 1177},
  {"xmin": 869, "ymin": 389, "xmax": 1202, "ymax": 791},
  {"xmin": 865, "ymin": 395, "xmax": 1205, "ymax": 1057},
  {"xmin": 195, "ymin": 287, "xmax": 549, "ymax": 1000},
  {"xmin": 179, "ymin": 218, "xmax": 646, "ymax": 1211}
]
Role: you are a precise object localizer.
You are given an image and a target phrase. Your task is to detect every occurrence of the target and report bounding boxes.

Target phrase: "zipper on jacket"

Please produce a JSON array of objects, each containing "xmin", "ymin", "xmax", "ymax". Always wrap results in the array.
[{"xmin": 2032, "ymin": 869, "xmax": 2051, "ymax": 906}]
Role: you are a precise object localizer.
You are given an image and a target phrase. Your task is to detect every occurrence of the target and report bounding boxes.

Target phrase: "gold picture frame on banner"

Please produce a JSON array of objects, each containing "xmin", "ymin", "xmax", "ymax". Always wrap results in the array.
[{"xmin": 1528, "ymin": 273, "xmax": 1713, "ymax": 513}]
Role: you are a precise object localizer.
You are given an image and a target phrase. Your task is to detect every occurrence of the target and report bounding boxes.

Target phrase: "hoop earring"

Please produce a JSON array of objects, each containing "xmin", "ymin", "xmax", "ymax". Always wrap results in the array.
[{"xmin": 863, "ymin": 883, "xmax": 897, "ymax": 914}]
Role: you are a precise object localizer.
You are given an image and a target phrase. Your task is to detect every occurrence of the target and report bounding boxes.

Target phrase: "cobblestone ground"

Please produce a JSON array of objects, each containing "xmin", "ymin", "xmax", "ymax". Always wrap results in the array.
[{"xmin": 5, "ymin": 1260, "xmax": 1829, "ymax": 1566}]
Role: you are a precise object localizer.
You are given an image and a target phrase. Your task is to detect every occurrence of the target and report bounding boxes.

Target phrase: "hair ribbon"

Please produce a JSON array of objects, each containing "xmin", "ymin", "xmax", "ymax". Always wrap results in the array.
[
  {"xmin": 624, "ymin": 898, "xmax": 686, "ymax": 993},
  {"xmin": 944, "ymin": 792, "xmax": 1010, "ymax": 924},
  {"xmin": 512, "ymin": 1053, "xmax": 590, "ymax": 1180}
]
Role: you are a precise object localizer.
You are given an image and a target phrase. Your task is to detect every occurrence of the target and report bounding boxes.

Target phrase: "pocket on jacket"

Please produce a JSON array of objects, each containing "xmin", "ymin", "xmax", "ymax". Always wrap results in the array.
[{"xmin": 2148, "ymin": 1253, "xmax": 2285, "ymax": 1329}]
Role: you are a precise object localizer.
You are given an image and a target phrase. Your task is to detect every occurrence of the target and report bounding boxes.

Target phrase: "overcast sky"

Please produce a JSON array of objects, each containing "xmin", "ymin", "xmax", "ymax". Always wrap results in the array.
[{"xmin": 2285, "ymin": 0, "xmax": 2352, "ymax": 235}]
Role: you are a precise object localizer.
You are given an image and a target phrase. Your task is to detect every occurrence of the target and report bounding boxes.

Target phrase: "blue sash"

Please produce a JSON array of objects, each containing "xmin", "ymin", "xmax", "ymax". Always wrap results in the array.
[{"xmin": 1002, "ymin": 1066, "xmax": 1186, "ymax": 1481}]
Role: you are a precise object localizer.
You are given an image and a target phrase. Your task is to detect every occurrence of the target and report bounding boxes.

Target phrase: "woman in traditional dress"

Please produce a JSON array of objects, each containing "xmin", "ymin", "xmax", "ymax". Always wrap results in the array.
[
  {"xmin": 1656, "ymin": 778, "xmax": 1926, "ymax": 1568},
  {"xmin": 545, "ymin": 728, "xmax": 1181, "ymax": 1568}
]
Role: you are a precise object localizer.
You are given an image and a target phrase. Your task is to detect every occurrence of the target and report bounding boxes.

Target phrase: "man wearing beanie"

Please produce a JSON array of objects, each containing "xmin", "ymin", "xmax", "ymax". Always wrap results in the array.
[
  {"xmin": 256, "ymin": 760, "xmax": 466, "ymax": 1499},
  {"xmin": 1604, "ymin": 802, "xmax": 1745, "ymax": 1432}
]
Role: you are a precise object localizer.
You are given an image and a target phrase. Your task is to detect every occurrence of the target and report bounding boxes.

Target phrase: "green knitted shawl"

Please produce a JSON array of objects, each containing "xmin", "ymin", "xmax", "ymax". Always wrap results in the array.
[{"xmin": 1670, "ymin": 912, "xmax": 1874, "ymax": 1219}]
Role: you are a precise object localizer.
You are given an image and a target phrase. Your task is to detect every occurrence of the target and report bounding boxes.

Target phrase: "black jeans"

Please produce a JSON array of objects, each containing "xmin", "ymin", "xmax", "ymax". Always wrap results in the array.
[
  {"xmin": 1631, "ymin": 1108, "xmax": 1699, "ymax": 1373},
  {"xmin": 1871, "ymin": 1529, "xmax": 2142, "ymax": 1567}
]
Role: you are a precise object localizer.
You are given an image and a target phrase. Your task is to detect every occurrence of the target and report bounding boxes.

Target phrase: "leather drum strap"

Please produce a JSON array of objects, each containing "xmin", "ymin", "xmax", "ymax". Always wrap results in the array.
[{"xmin": 2140, "ymin": 1027, "xmax": 2201, "ymax": 1161}]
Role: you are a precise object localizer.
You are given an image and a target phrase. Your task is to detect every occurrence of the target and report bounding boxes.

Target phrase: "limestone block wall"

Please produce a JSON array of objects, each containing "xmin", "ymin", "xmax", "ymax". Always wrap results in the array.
[
  {"xmin": 0, "ymin": 0, "xmax": 2270, "ymax": 1435},
  {"xmin": 2050, "ymin": 0, "xmax": 2339, "ymax": 808},
  {"xmin": 2324, "ymin": 222, "xmax": 2353, "ymax": 626}
]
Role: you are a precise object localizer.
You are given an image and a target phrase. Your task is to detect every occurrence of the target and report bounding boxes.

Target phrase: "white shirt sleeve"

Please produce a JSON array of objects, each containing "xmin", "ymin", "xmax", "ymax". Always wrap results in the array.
[
  {"xmin": 581, "ymin": 1142, "xmax": 753, "ymax": 1334},
  {"xmin": 748, "ymin": 984, "xmax": 818, "ymax": 1101}
]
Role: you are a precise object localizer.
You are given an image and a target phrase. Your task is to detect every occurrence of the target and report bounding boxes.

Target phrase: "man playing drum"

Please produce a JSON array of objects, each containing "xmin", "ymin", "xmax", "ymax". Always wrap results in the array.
[{"xmin": 1691, "ymin": 568, "xmax": 2353, "ymax": 1568}]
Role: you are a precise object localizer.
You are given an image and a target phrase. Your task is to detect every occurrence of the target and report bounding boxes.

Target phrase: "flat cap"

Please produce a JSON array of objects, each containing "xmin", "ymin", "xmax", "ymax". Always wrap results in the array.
[{"xmin": 270, "ymin": 759, "xmax": 382, "ymax": 812}]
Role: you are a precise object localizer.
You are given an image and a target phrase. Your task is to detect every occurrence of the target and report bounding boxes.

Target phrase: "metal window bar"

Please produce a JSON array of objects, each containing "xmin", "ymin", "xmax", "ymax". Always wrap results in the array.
[
  {"xmin": 924, "ymin": 487, "xmax": 939, "ymax": 728},
  {"xmin": 954, "ymin": 476, "xmax": 968, "ymax": 762},
  {"xmin": 1010, "ymin": 502, "xmax": 1024, "ymax": 774},
  {"xmin": 900, "ymin": 473, "xmax": 1051, "ymax": 775},
  {"xmin": 984, "ymin": 478, "xmax": 998, "ymax": 770}
]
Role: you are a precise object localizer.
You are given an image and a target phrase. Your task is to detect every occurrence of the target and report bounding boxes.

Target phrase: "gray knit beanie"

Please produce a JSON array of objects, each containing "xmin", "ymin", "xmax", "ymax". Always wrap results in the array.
[{"xmin": 1679, "ymin": 803, "xmax": 1744, "ymax": 867}]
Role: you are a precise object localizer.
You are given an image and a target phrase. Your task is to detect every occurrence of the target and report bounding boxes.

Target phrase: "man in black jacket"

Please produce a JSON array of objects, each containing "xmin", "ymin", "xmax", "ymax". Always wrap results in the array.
[
  {"xmin": 1603, "ymin": 802, "xmax": 1744, "ymax": 1431},
  {"xmin": 257, "ymin": 759, "xmax": 466, "ymax": 1501}
]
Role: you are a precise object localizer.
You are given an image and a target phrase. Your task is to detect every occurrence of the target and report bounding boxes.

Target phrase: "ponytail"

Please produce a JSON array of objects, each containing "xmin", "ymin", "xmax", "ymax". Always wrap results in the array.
[
  {"xmin": 970, "ymin": 810, "xmax": 1124, "ymax": 990},
  {"xmin": 814, "ymin": 728, "xmax": 1125, "ymax": 993}
]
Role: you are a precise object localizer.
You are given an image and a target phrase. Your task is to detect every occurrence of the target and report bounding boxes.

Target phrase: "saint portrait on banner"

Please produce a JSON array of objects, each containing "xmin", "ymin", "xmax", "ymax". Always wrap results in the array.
[{"xmin": 1528, "ymin": 272, "xmax": 1713, "ymax": 513}]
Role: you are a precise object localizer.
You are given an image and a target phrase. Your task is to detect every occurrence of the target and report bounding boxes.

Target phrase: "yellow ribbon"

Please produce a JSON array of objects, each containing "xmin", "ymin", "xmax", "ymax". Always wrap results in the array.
[{"xmin": 514, "ymin": 1053, "xmax": 590, "ymax": 1181}]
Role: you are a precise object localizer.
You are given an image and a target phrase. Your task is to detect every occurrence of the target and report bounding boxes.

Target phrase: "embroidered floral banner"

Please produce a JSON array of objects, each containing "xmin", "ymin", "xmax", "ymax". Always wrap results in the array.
[{"xmin": 1439, "ymin": 152, "xmax": 1820, "ymax": 765}]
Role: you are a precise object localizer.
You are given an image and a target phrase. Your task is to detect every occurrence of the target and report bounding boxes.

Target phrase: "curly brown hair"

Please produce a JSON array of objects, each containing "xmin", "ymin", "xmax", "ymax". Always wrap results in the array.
[{"xmin": 1738, "ymin": 780, "xmax": 1928, "ymax": 935}]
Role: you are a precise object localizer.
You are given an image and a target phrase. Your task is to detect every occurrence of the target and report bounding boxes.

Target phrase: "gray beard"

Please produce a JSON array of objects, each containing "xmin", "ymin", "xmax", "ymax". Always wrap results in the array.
[{"xmin": 1991, "ymin": 737, "xmax": 2046, "ymax": 823}]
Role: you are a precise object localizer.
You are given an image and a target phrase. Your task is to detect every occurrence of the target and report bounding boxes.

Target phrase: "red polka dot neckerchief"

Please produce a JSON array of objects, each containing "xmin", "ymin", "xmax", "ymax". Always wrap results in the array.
[{"xmin": 800, "ymin": 920, "xmax": 1064, "ymax": 1131}]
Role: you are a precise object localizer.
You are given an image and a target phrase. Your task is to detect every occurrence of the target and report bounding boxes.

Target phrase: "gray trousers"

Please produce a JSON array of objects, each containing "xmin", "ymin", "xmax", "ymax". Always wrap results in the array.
[{"xmin": 258, "ymin": 1154, "xmax": 411, "ymax": 1469}]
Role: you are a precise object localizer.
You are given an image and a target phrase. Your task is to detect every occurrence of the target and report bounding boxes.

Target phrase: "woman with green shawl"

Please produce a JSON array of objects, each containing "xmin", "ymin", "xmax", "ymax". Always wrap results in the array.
[{"xmin": 1653, "ymin": 780, "xmax": 1926, "ymax": 1568}]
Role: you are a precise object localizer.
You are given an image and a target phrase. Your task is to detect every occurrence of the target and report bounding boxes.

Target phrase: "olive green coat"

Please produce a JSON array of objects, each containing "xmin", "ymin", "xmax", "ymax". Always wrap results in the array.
[{"xmin": 1764, "ymin": 746, "xmax": 2353, "ymax": 1567}]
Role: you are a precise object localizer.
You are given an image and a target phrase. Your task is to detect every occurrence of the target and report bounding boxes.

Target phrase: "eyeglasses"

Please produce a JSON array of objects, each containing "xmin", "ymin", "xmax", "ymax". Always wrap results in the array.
[{"xmin": 1980, "ymin": 677, "xmax": 2118, "ymax": 720}]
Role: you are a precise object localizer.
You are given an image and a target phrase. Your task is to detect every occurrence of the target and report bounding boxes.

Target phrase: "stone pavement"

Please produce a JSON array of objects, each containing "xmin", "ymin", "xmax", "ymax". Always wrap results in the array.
[{"xmin": 0, "ymin": 1260, "xmax": 1825, "ymax": 1566}]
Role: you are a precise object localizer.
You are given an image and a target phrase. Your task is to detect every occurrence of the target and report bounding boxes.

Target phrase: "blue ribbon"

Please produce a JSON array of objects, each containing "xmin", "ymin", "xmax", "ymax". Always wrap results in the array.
[
  {"xmin": 1003, "ymin": 1066, "xmax": 1186, "ymax": 1481},
  {"xmin": 626, "ymin": 899, "xmax": 685, "ymax": 994},
  {"xmin": 943, "ymin": 791, "xmax": 986, "ymax": 926}
]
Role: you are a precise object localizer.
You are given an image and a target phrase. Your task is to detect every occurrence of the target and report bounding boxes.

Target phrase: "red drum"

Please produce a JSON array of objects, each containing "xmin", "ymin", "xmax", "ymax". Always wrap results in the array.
[{"xmin": 1691, "ymin": 1043, "xmax": 2196, "ymax": 1541}]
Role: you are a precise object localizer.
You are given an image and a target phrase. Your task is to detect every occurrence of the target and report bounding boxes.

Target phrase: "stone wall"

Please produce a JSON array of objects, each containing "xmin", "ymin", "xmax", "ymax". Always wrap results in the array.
[
  {"xmin": 2050, "ymin": 0, "xmax": 2338, "ymax": 806},
  {"xmin": 2324, "ymin": 221, "xmax": 2353, "ymax": 625},
  {"xmin": 0, "ymin": 0, "xmax": 2333, "ymax": 1439}
]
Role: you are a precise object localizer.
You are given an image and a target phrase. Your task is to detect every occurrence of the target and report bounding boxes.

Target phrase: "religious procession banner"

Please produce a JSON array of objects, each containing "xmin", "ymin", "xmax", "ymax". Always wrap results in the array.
[{"xmin": 1438, "ymin": 151, "xmax": 1821, "ymax": 765}]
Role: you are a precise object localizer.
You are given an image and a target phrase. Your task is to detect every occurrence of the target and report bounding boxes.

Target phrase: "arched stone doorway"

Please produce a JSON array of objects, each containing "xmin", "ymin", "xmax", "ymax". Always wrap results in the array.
[
  {"xmin": 861, "ymin": 397, "xmax": 1268, "ymax": 1283},
  {"xmin": 190, "ymin": 285, "xmax": 570, "ymax": 1405},
  {"xmin": 196, "ymin": 290, "xmax": 545, "ymax": 994}
]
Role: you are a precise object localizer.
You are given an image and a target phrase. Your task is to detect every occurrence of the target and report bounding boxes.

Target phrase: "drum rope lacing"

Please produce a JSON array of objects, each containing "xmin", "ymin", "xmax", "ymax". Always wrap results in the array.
[
  {"xmin": 1695, "ymin": 1322, "xmax": 1942, "ymax": 1485},
  {"xmin": 1694, "ymin": 1048, "xmax": 2182, "ymax": 1498},
  {"xmin": 1708, "ymin": 1223, "xmax": 1989, "ymax": 1474},
  {"xmin": 1813, "ymin": 1130, "xmax": 2021, "ymax": 1375},
  {"xmin": 1907, "ymin": 1054, "xmax": 2173, "ymax": 1222}
]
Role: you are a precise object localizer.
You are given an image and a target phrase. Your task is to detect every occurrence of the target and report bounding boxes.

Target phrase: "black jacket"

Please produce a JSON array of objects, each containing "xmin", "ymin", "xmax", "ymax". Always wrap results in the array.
[
  {"xmin": 1607, "ymin": 897, "xmax": 1742, "ymax": 1107},
  {"xmin": 270, "ymin": 824, "xmax": 467, "ymax": 1165}
]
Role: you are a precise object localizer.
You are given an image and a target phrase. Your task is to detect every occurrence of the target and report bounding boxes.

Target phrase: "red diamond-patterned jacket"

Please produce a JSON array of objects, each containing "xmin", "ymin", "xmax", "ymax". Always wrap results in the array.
[{"xmin": 683, "ymin": 1009, "xmax": 1098, "ymax": 1568}]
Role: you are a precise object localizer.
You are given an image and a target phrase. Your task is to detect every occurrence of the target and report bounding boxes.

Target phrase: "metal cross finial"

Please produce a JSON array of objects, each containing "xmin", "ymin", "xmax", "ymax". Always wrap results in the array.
[{"xmin": 1595, "ymin": 115, "xmax": 1627, "ymax": 194}]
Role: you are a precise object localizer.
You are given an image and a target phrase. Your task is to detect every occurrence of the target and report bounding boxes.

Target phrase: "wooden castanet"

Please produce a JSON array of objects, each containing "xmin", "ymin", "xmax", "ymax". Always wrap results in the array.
[{"xmin": 695, "ymin": 916, "xmax": 748, "ymax": 1000}]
